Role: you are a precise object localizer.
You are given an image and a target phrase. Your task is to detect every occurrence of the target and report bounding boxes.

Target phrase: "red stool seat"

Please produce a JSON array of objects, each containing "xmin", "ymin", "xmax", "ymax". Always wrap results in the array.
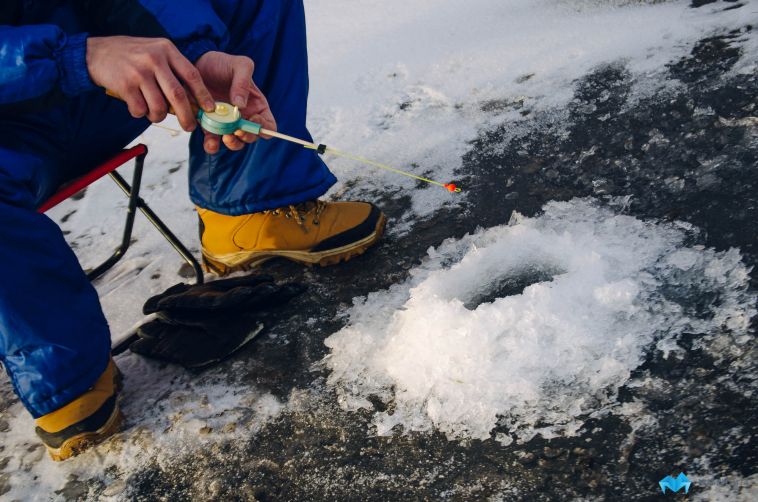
[
  {"xmin": 38, "ymin": 145, "xmax": 148, "ymax": 213},
  {"xmin": 38, "ymin": 144, "xmax": 203, "ymax": 285}
]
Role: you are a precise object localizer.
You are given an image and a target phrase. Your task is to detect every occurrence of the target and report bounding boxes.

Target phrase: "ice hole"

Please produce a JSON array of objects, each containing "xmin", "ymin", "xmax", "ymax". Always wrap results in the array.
[{"xmin": 463, "ymin": 264, "xmax": 564, "ymax": 310}]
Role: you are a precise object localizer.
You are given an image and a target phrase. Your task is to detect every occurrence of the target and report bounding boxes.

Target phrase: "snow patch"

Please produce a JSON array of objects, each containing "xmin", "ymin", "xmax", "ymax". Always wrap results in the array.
[
  {"xmin": 693, "ymin": 473, "xmax": 758, "ymax": 502},
  {"xmin": 306, "ymin": 0, "xmax": 755, "ymax": 223},
  {"xmin": 323, "ymin": 199, "xmax": 755, "ymax": 441},
  {"xmin": 0, "ymin": 355, "xmax": 282, "ymax": 500}
]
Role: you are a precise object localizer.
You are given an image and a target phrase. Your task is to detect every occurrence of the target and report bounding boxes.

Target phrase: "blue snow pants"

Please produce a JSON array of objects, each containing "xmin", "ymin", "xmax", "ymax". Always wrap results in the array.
[{"xmin": 0, "ymin": 0, "xmax": 336, "ymax": 418}]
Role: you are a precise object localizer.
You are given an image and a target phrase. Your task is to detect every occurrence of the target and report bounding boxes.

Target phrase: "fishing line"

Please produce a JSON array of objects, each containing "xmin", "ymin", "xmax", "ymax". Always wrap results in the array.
[
  {"xmin": 302, "ymin": 143, "xmax": 460, "ymax": 193},
  {"xmin": 206, "ymin": 102, "xmax": 462, "ymax": 193},
  {"xmin": 107, "ymin": 93, "xmax": 462, "ymax": 192}
]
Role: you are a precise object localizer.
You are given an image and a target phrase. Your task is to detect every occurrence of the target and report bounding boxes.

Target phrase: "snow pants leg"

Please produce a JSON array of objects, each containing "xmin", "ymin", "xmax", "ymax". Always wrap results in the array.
[
  {"xmin": 189, "ymin": 0, "xmax": 337, "ymax": 215},
  {"xmin": 0, "ymin": 95, "xmax": 150, "ymax": 418}
]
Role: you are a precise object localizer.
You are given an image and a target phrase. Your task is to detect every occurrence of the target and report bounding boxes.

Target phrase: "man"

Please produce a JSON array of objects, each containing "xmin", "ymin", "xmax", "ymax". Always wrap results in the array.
[{"xmin": 0, "ymin": 0, "xmax": 385, "ymax": 461}]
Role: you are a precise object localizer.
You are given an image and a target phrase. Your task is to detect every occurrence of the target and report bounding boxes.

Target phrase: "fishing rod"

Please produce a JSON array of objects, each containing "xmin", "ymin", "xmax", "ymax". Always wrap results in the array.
[
  {"xmin": 199, "ymin": 102, "xmax": 461, "ymax": 193},
  {"xmin": 107, "ymin": 91, "xmax": 462, "ymax": 193}
]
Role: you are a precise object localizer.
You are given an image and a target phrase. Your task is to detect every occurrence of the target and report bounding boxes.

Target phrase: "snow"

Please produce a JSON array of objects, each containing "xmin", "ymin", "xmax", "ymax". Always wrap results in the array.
[
  {"xmin": 0, "ymin": 357, "xmax": 283, "ymax": 501},
  {"xmin": 1, "ymin": 0, "xmax": 756, "ymax": 498},
  {"xmin": 693, "ymin": 473, "xmax": 758, "ymax": 502},
  {"xmin": 305, "ymin": 0, "xmax": 752, "ymax": 223},
  {"xmin": 323, "ymin": 199, "xmax": 755, "ymax": 441}
]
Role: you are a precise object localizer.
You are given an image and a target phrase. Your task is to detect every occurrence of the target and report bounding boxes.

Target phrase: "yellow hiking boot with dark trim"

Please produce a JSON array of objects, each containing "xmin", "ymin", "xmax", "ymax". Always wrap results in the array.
[
  {"xmin": 199, "ymin": 200, "xmax": 386, "ymax": 275},
  {"xmin": 34, "ymin": 359, "xmax": 123, "ymax": 461}
]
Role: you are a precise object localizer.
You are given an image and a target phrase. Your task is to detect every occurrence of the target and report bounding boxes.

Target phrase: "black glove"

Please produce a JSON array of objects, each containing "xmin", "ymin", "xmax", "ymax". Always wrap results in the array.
[
  {"xmin": 130, "ymin": 274, "xmax": 305, "ymax": 369},
  {"xmin": 131, "ymin": 317, "xmax": 266, "ymax": 369}
]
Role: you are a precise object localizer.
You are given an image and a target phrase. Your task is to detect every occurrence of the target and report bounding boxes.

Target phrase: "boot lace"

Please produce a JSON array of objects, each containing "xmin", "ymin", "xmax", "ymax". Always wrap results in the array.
[{"xmin": 265, "ymin": 200, "xmax": 327, "ymax": 232}]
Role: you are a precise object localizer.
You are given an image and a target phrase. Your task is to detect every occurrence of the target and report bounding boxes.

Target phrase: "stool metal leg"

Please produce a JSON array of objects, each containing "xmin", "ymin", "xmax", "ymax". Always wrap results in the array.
[
  {"xmin": 107, "ymin": 163, "xmax": 205, "ymax": 286},
  {"xmin": 86, "ymin": 152, "xmax": 145, "ymax": 281},
  {"xmin": 87, "ymin": 153, "xmax": 204, "ymax": 285}
]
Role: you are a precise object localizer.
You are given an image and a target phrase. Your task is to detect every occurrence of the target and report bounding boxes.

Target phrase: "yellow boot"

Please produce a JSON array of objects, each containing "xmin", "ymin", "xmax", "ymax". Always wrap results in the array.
[
  {"xmin": 34, "ymin": 359, "xmax": 123, "ymax": 461},
  {"xmin": 199, "ymin": 200, "xmax": 386, "ymax": 275}
]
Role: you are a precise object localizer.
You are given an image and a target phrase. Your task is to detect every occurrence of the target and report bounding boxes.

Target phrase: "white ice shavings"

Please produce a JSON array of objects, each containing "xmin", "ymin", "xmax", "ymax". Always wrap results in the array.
[{"xmin": 323, "ymin": 199, "xmax": 755, "ymax": 442}]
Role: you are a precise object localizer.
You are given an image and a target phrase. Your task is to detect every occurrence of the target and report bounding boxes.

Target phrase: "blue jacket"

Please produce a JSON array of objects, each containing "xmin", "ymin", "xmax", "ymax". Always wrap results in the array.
[{"xmin": 0, "ymin": 0, "xmax": 229, "ymax": 112}]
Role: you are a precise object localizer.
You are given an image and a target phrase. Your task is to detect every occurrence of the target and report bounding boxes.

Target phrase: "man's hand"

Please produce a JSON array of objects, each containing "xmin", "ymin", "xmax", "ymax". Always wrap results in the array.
[
  {"xmin": 86, "ymin": 36, "xmax": 216, "ymax": 131},
  {"xmin": 196, "ymin": 51, "xmax": 277, "ymax": 154}
]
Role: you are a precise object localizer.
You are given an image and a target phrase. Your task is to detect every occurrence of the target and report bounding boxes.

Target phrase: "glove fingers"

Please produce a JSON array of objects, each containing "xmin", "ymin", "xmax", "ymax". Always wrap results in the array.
[
  {"xmin": 203, "ymin": 274, "xmax": 275, "ymax": 292},
  {"xmin": 154, "ymin": 280, "xmax": 300, "ymax": 314},
  {"xmin": 143, "ymin": 274, "xmax": 274, "ymax": 314},
  {"xmin": 155, "ymin": 286, "xmax": 253, "ymax": 311},
  {"xmin": 274, "ymin": 282, "xmax": 308, "ymax": 303},
  {"xmin": 162, "ymin": 282, "xmax": 300, "ymax": 315},
  {"xmin": 130, "ymin": 327, "xmax": 209, "ymax": 367},
  {"xmin": 137, "ymin": 318, "xmax": 175, "ymax": 339},
  {"xmin": 171, "ymin": 282, "xmax": 304, "ymax": 320},
  {"xmin": 235, "ymin": 282, "xmax": 307, "ymax": 312},
  {"xmin": 143, "ymin": 283, "xmax": 193, "ymax": 315},
  {"xmin": 155, "ymin": 310, "xmax": 226, "ymax": 327},
  {"xmin": 141, "ymin": 278, "xmax": 305, "ymax": 341},
  {"xmin": 152, "ymin": 276, "xmax": 275, "ymax": 312}
]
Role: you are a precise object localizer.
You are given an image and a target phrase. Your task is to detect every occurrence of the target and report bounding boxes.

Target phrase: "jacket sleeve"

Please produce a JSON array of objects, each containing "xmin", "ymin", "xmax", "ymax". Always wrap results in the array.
[
  {"xmin": 0, "ymin": 25, "xmax": 95, "ymax": 108},
  {"xmin": 0, "ymin": 1, "xmax": 229, "ymax": 110},
  {"xmin": 74, "ymin": 0, "xmax": 229, "ymax": 62}
]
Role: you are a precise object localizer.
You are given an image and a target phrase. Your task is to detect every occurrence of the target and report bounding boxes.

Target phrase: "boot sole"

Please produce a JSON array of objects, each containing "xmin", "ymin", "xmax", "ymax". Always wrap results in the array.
[
  {"xmin": 202, "ymin": 213, "xmax": 386, "ymax": 276},
  {"xmin": 45, "ymin": 405, "xmax": 124, "ymax": 462}
]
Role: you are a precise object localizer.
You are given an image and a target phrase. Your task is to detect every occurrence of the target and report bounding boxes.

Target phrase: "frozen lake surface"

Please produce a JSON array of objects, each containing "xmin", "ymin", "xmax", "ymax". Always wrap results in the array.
[{"xmin": 1, "ymin": 0, "xmax": 756, "ymax": 500}]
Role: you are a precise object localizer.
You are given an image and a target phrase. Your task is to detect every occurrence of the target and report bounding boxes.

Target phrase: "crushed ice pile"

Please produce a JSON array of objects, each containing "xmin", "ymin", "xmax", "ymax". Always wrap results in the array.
[{"xmin": 324, "ymin": 199, "xmax": 755, "ymax": 442}]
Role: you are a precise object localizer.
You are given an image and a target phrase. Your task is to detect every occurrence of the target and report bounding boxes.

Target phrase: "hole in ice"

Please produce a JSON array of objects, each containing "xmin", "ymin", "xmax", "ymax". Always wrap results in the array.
[
  {"xmin": 463, "ymin": 264, "xmax": 563, "ymax": 310},
  {"xmin": 323, "ymin": 198, "xmax": 755, "ymax": 443}
]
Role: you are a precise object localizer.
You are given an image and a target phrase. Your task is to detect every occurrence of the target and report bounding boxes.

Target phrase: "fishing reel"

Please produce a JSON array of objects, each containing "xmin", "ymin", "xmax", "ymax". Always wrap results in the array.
[{"xmin": 197, "ymin": 102, "xmax": 262, "ymax": 136}]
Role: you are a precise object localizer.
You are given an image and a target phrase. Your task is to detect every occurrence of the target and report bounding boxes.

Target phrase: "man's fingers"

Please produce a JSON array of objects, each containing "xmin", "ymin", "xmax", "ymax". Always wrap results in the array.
[
  {"xmin": 246, "ymin": 82, "xmax": 277, "ymax": 132},
  {"xmin": 234, "ymin": 129, "xmax": 258, "ymax": 144},
  {"xmin": 246, "ymin": 113, "xmax": 275, "ymax": 139},
  {"xmin": 203, "ymin": 130, "xmax": 247, "ymax": 153},
  {"xmin": 168, "ymin": 51, "xmax": 215, "ymax": 113},
  {"xmin": 203, "ymin": 130, "xmax": 221, "ymax": 154},
  {"xmin": 230, "ymin": 57, "xmax": 255, "ymax": 108},
  {"xmin": 140, "ymin": 79, "xmax": 169, "ymax": 123},
  {"xmin": 155, "ymin": 65, "xmax": 197, "ymax": 131},
  {"xmin": 247, "ymin": 81, "xmax": 268, "ymax": 109},
  {"xmin": 123, "ymin": 88, "xmax": 148, "ymax": 119},
  {"xmin": 203, "ymin": 129, "xmax": 249, "ymax": 154},
  {"xmin": 222, "ymin": 133, "xmax": 246, "ymax": 151}
]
